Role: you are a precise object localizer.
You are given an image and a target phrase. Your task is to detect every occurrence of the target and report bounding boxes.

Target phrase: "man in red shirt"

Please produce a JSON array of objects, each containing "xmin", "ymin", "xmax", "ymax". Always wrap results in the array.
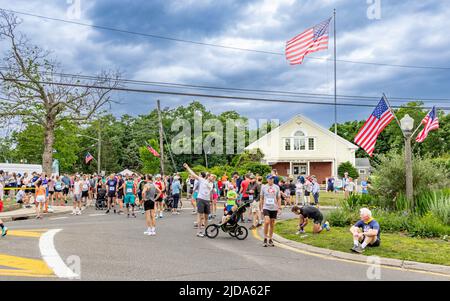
[{"xmin": 239, "ymin": 174, "xmax": 251, "ymax": 222}]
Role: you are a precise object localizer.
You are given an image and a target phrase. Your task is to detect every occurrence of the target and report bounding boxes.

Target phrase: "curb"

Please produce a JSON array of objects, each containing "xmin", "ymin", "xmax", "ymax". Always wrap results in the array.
[
  {"xmin": 271, "ymin": 232, "xmax": 450, "ymax": 276},
  {"xmin": 0, "ymin": 208, "xmax": 73, "ymax": 222}
]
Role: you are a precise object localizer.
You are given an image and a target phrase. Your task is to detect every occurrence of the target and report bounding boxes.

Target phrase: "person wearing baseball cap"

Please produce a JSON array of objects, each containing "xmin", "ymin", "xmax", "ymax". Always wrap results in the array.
[{"xmin": 259, "ymin": 174, "xmax": 281, "ymax": 247}]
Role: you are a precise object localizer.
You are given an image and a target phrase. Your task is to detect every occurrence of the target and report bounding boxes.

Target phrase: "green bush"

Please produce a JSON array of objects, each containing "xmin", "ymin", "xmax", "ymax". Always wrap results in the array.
[
  {"xmin": 326, "ymin": 208, "xmax": 359, "ymax": 227},
  {"xmin": 338, "ymin": 161, "xmax": 359, "ymax": 179},
  {"xmin": 345, "ymin": 194, "xmax": 379, "ymax": 209},
  {"xmin": 370, "ymin": 153, "xmax": 449, "ymax": 212},
  {"xmin": 429, "ymin": 193, "xmax": 450, "ymax": 225},
  {"xmin": 325, "ymin": 207, "xmax": 450, "ymax": 238},
  {"xmin": 238, "ymin": 162, "xmax": 271, "ymax": 177}
]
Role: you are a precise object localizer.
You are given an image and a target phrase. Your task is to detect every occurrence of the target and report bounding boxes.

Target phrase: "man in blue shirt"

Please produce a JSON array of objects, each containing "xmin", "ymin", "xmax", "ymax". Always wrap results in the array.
[{"xmin": 350, "ymin": 208, "xmax": 381, "ymax": 253}]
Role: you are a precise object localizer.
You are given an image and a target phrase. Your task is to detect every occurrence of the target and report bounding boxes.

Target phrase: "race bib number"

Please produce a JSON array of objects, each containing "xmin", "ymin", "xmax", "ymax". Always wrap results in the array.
[
  {"xmin": 266, "ymin": 197, "xmax": 275, "ymax": 205},
  {"xmin": 109, "ymin": 186, "xmax": 115, "ymax": 191},
  {"xmin": 126, "ymin": 188, "xmax": 133, "ymax": 193},
  {"xmin": 249, "ymin": 195, "xmax": 254, "ymax": 201}
]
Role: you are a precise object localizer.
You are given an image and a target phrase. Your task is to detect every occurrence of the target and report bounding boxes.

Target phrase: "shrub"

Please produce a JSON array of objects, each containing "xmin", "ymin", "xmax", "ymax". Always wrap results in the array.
[
  {"xmin": 238, "ymin": 162, "xmax": 271, "ymax": 177},
  {"xmin": 408, "ymin": 213, "xmax": 450, "ymax": 238},
  {"xmin": 429, "ymin": 193, "xmax": 450, "ymax": 225},
  {"xmin": 326, "ymin": 208, "xmax": 359, "ymax": 227},
  {"xmin": 370, "ymin": 153, "xmax": 449, "ymax": 212},
  {"xmin": 338, "ymin": 161, "xmax": 359, "ymax": 179},
  {"xmin": 345, "ymin": 194, "xmax": 379, "ymax": 209}
]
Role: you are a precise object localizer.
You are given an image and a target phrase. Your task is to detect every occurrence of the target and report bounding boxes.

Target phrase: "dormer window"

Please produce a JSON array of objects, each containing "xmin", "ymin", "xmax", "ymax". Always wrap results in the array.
[{"xmin": 284, "ymin": 129, "xmax": 315, "ymax": 151}]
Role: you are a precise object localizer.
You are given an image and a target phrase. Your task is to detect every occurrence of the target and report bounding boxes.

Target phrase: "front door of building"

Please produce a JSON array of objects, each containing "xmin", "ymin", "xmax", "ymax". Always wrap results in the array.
[{"xmin": 292, "ymin": 163, "xmax": 307, "ymax": 177}]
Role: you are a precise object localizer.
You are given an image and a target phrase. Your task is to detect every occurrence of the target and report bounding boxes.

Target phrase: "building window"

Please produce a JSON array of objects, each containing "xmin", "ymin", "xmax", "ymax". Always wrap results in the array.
[
  {"xmin": 359, "ymin": 169, "xmax": 366, "ymax": 175},
  {"xmin": 293, "ymin": 131, "xmax": 306, "ymax": 150},
  {"xmin": 308, "ymin": 138, "xmax": 315, "ymax": 150},
  {"xmin": 285, "ymin": 138, "xmax": 291, "ymax": 151}
]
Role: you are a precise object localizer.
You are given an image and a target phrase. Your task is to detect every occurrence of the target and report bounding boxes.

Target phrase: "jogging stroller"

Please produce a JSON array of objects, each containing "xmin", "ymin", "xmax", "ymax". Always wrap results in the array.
[
  {"xmin": 95, "ymin": 188, "xmax": 107, "ymax": 210},
  {"xmin": 205, "ymin": 203, "xmax": 249, "ymax": 240},
  {"xmin": 164, "ymin": 194, "xmax": 174, "ymax": 211}
]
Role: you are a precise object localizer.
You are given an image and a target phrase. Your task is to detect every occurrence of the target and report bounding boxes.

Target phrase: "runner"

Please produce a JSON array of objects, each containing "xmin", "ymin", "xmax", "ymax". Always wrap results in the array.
[
  {"xmin": 260, "ymin": 174, "xmax": 281, "ymax": 247},
  {"xmin": 248, "ymin": 175, "xmax": 261, "ymax": 230},
  {"xmin": 154, "ymin": 174, "xmax": 165, "ymax": 219},
  {"xmin": 0, "ymin": 218, "xmax": 7, "ymax": 237},
  {"xmin": 116, "ymin": 174, "xmax": 125, "ymax": 215},
  {"xmin": 72, "ymin": 176, "xmax": 83, "ymax": 215},
  {"xmin": 171, "ymin": 175, "xmax": 182, "ymax": 215},
  {"xmin": 210, "ymin": 174, "xmax": 219, "ymax": 220},
  {"xmin": 54, "ymin": 175, "xmax": 64, "ymax": 206},
  {"xmin": 137, "ymin": 176, "xmax": 147, "ymax": 214},
  {"xmin": 291, "ymin": 205, "xmax": 330, "ymax": 234},
  {"xmin": 47, "ymin": 176, "xmax": 55, "ymax": 212},
  {"xmin": 61, "ymin": 173, "xmax": 71, "ymax": 204},
  {"xmin": 35, "ymin": 179, "xmax": 46, "ymax": 219},
  {"xmin": 142, "ymin": 175, "xmax": 161, "ymax": 236},
  {"xmin": 123, "ymin": 174, "xmax": 137, "ymax": 218},
  {"xmin": 239, "ymin": 173, "xmax": 251, "ymax": 223},
  {"xmin": 81, "ymin": 175, "xmax": 90, "ymax": 208},
  {"xmin": 105, "ymin": 174, "xmax": 117, "ymax": 214},
  {"xmin": 190, "ymin": 176, "xmax": 198, "ymax": 214},
  {"xmin": 183, "ymin": 163, "xmax": 213, "ymax": 238}
]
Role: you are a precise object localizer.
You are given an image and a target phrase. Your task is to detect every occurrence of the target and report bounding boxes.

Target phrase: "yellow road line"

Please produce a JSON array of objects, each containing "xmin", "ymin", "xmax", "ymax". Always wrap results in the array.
[
  {"xmin": 251, "ymin": 229, "xmax": 450, "ymax": 279},
  {"xmin": 7, "ymin": 229, "xmax": 48, "ymax": 238},
  {"xmin": 0, "ymin": 254, "xmax": 55, "ymax": 278}
]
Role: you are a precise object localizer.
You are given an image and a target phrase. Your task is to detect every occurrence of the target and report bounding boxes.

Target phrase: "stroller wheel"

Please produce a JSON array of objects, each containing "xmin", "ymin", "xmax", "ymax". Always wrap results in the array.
[
  {"xmin": 234, "ymin": 226, "xmax": 248, "ymax": 240},
  {"xmin": 205, "ymin": 224, "xmax": 219, "ymax": 239}
]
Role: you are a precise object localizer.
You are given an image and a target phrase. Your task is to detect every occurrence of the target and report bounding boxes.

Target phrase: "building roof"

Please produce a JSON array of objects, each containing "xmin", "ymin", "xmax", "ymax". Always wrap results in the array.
[
  {"xmin": 245, "ymin": 114, "xmax": 359, "ymax": 150},
  {"xmin": 355, "ymin": 158, "xmax": 371, "ymax": 168}
]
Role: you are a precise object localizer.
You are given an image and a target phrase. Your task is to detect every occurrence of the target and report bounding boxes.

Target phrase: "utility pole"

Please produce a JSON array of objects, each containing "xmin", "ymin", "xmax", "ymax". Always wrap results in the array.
[
  {"xmin": 97, "ymin": 125, "xmax": 102, "ymax": 175},
  {"xmin": 333, "ymin": 9, "xmax": 338, "ymax": 177},
  {"xmin": 157, "ymin": 99, "xmax": 165, "ymax": 176}
]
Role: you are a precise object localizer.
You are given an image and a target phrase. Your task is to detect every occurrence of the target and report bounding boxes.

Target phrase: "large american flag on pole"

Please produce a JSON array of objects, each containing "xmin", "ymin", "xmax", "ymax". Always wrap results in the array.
[
  {"xmin": 354, "ymin": 96, "xmax": 395, "ymax": 157},
  {"xmin": 85, "ymin": 152, "xmax": 94, "ymax": 164},
  {"xmin": 415, "ymin": 106, "xmax": 439, "ymax": 143},
  {"xmin": 285, "ymin": 17, "xmax": 331, "ymax": 65}
]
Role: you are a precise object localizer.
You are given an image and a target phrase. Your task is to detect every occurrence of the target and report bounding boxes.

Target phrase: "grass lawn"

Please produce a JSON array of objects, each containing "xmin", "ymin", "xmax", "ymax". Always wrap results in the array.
[
  {"xmin": 275, "ymin": 219, "xmax": 450, "ymax": 266},
  {"xmin": 317, "ymin": 191, "xmax": 344, "ymax": 207}
]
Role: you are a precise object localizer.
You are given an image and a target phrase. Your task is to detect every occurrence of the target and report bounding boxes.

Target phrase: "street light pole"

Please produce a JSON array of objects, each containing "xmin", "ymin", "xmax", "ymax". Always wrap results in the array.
[
  {"xmin": 98, "ymin": 129, "xmax": 101, "ymax": 175},
  {"xmin": 400, "ymin": 114, "xmax": 414, "ymax": 209}
]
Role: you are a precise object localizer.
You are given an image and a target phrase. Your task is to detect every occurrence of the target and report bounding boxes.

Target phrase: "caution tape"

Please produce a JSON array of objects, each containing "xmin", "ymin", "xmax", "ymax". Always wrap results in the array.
[{"xmin": 1, "ymin": 187, "xmax": 36, "ymax": 190}]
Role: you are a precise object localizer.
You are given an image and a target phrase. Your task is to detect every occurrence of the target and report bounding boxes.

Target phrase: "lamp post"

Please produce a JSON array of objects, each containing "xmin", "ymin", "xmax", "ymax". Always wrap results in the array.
[
  {"xmin": 77, "ymin": 133, "xmax": 102, "ymax": 175},
  {"xmin": 400, "ymin": 114, "xmax": 414, "ymax": 208}
]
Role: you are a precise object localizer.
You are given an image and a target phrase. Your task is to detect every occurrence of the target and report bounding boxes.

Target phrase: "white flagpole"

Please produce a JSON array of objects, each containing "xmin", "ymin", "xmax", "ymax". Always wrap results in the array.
[{"xmin": 333, "ymin": 8, "xmax": 338, "ymax": 177}]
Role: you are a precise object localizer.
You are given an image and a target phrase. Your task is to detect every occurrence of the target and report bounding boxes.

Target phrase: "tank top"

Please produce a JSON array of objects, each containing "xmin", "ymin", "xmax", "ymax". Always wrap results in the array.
[
  {"xmin": 36, "ymin": 186, "xmax": 46, "ymax": 196},
  {"xmin": 125, "ymin": 180, "xmax": 134, "ymax": 194}
]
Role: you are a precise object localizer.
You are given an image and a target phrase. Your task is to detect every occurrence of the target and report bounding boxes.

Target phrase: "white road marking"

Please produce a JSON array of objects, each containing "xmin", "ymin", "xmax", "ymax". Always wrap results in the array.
[
  {"xmin": 89, "ymin": 213, "xmax": 107, "ymax": 217},
  {"xmin": 50, "ymin": 217, "xmax": 69, "ymax": 220},
  {"xmin": 39, "ymin": 229, "xmax": 79, "ymax": 279}
]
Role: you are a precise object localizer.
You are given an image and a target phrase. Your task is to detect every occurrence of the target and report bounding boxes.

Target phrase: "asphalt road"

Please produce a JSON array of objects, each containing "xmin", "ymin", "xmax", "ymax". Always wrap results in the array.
[{"xmin": 1, "ymin": 205, "xmax": 448, "ymax": 281}]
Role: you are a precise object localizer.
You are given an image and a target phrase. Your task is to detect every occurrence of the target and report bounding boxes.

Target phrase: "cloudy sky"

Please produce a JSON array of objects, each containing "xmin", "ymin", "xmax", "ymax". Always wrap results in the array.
[{"xmin": 1, "ymin": 0, "xmax": 449, "ymax": 128}]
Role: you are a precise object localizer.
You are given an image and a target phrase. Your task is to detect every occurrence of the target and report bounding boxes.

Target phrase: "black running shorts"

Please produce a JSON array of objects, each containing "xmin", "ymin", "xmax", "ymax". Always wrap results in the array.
[
  {"xmin": 263, "ymin": 209, "xmax": 277, "ymax": 219},
  {"xmin": 144, "ymin": 200, "xmax": 155, "ymax": 211}
]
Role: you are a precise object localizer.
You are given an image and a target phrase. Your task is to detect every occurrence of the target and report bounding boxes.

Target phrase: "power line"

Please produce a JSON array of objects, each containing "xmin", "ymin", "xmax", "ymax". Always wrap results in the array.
[
  {"xmin": 3, "ymin": 8, "xmax": 450, "ymax": 71},
  {"xmin": 2, "ymin": 77, "xmax": 449, "ymax": 110},
  {"xmin": 1, "ymin": 66, "xmax": 449, "ymax": 103}
]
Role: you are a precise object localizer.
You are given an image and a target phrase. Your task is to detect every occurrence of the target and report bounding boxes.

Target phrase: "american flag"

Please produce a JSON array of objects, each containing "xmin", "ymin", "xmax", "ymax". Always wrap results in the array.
[
  {"xmin": 85, "ymin": 152, "xmax": 94, "ymax": 164},
  {"xmin": 415, "ymin": 106, "xmax": 439, "ymax": 143},
  {"xmin": 285, "ymin": 18, "xmax": 331, "ymax": 65},
  {"xmin": 354, "ymin": 96, "xmax": 394, "ymax": 157},
  {"xmin": 146, "ymin": 145, "xmax": 160, "ymax": 157}
]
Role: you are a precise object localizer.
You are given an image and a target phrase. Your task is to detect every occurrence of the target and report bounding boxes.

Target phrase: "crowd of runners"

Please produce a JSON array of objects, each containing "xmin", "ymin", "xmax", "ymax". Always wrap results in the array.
[{"xmin": 0, "ymin": 167, "xmax": 380, "ymax": 252}]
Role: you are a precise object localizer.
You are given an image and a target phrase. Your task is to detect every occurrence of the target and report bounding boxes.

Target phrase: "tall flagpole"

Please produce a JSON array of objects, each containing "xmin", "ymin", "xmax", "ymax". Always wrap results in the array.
[{"xmin": 333, "ymin": 8, "xmax": 338, "ymax": 177}]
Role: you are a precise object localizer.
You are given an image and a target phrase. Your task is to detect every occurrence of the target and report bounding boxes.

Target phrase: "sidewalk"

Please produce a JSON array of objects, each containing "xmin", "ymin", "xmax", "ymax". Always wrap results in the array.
[{"xmin": 0, "ymin": 205, "xmax": 73, "ymax": 222}]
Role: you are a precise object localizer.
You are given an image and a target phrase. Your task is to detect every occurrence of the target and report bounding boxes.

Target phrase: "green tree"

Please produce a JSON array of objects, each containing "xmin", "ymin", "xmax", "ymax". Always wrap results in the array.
[
  {"xmin": 338, "ymin": 161, "xmax": 359, "ymax": 179},
  {"xmin": 139, "ymin": 139, "xmax": 161, "ymax": 174}
]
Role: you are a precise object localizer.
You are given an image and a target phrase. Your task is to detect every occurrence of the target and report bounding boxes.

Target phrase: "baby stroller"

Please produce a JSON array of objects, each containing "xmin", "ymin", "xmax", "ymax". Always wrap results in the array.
[
  {"xmin": 205, "ymin": 203, "xmax": 249, "ymax": 240},
  {"xmin": 164, "ymin": 194, "xmax": 174, "ymax": 211},
  {"xmin": 95, "ymin": 188, "xmax": 106, "ymax": 210}
]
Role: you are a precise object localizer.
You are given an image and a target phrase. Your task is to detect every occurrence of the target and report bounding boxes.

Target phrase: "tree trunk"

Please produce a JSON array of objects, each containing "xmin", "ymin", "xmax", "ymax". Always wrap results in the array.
[{"xmin": 42, "ymin": 118, "xmax": 55, "ymax": 176}]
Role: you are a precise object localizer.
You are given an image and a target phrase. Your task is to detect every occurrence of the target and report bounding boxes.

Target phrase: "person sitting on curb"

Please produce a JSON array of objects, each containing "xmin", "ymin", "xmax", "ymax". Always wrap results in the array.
[
  {"xmin": 291, "ymin": 205, "xmax": 330, "ymax": 234},
  {"xmin": 350, "ymin": 208, "xmax": 381, "ymax": 254}
]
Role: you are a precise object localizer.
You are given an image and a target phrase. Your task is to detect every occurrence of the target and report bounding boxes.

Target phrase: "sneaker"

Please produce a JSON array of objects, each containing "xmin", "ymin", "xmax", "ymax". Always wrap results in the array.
[
  {"xmin": 105, "ymin": 209, "xmax": 110, "ymax": 214},
  {"xmin": 150, "ymin": 230, "xmax": 156, "ymax": 236},
  {"xmin": 263, "ymin": 239, "xmax": 268, "ymax": 247},
  {"xmin": 268, "ymin": 239, "xmax": 275, "ymax": 247},
  {"xmin": 1, "ymin": 226, "xmax": 8, "ymax": 237},
  {"xmin": 113, "ymin": 209, "xmax": 116, "ymax": 214},
  {"xmin": 351, "ymin": 245, "xmax": 363, "ymax": 254},
  {"xmin": 159, "ymin": 212, "xmax": 163, "ymax": 218},
  {"xmin": 71, "ymin": 210, "xmax": 76, "ymax": 215},
  {"xmin": 323, "ymin": 221, "xmax": 330, "ymax": 231},
  {"xmin": 76, "ymin": 210, "xmax": 81, "ymax": 215},
  {"xmin": 249, "ymin": 225, "xmax": 256, "ymax": 230},
  {"xmin": 144, "ymin": 231, "xmax": 151, "ymax": 235},
  {"xmin": 196, "ymin": 232, "xmax": 205, "ymax": 238},
  {"xmin": 132, "ymin": 214, "xmax": 137, "ymax": 218}
]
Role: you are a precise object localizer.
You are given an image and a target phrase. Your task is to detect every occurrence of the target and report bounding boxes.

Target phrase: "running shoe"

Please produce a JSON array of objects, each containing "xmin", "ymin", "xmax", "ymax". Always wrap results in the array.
[
  {"xmin": 249, "ymin": 225, "xmax": 256, "ymax": 230},
  {"xmin": 113, "ymin": 209, "xmax": 116, "ymax": 214},
  {"xmin": 323, "ymin": 221, "xmax": 330, "ymax": 231},
  {"xmin": 268, "ymin": 239, "xmax": 275, "ymax": 247},
  {"xmin": 144, "ymin": 230, "xmax": 151, "ymax": 235},
  {"xmin": 1, "ymin": 226, "xmax": 8, "ymax": 237},
  {"xmin": 196, "ymin": 232, "xmax": 205, "ymax": 238},
  {"xmin": 105, "ymin": 209, "xmax": 110, "ymax": 214},
  {"xmin": 132, "ymin": 214, "xmax": 136, "ymax": 218},
  {"xmin": 159, "ymin": 212, "xmax": 163, "ymax": 218},
  {"xmin": 351, "ymin": 245, "xmax": 363, "ymax": 254},
  {"xmin": 263, "ymin": 239, "xmax": 268, "ymax": 247}
]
